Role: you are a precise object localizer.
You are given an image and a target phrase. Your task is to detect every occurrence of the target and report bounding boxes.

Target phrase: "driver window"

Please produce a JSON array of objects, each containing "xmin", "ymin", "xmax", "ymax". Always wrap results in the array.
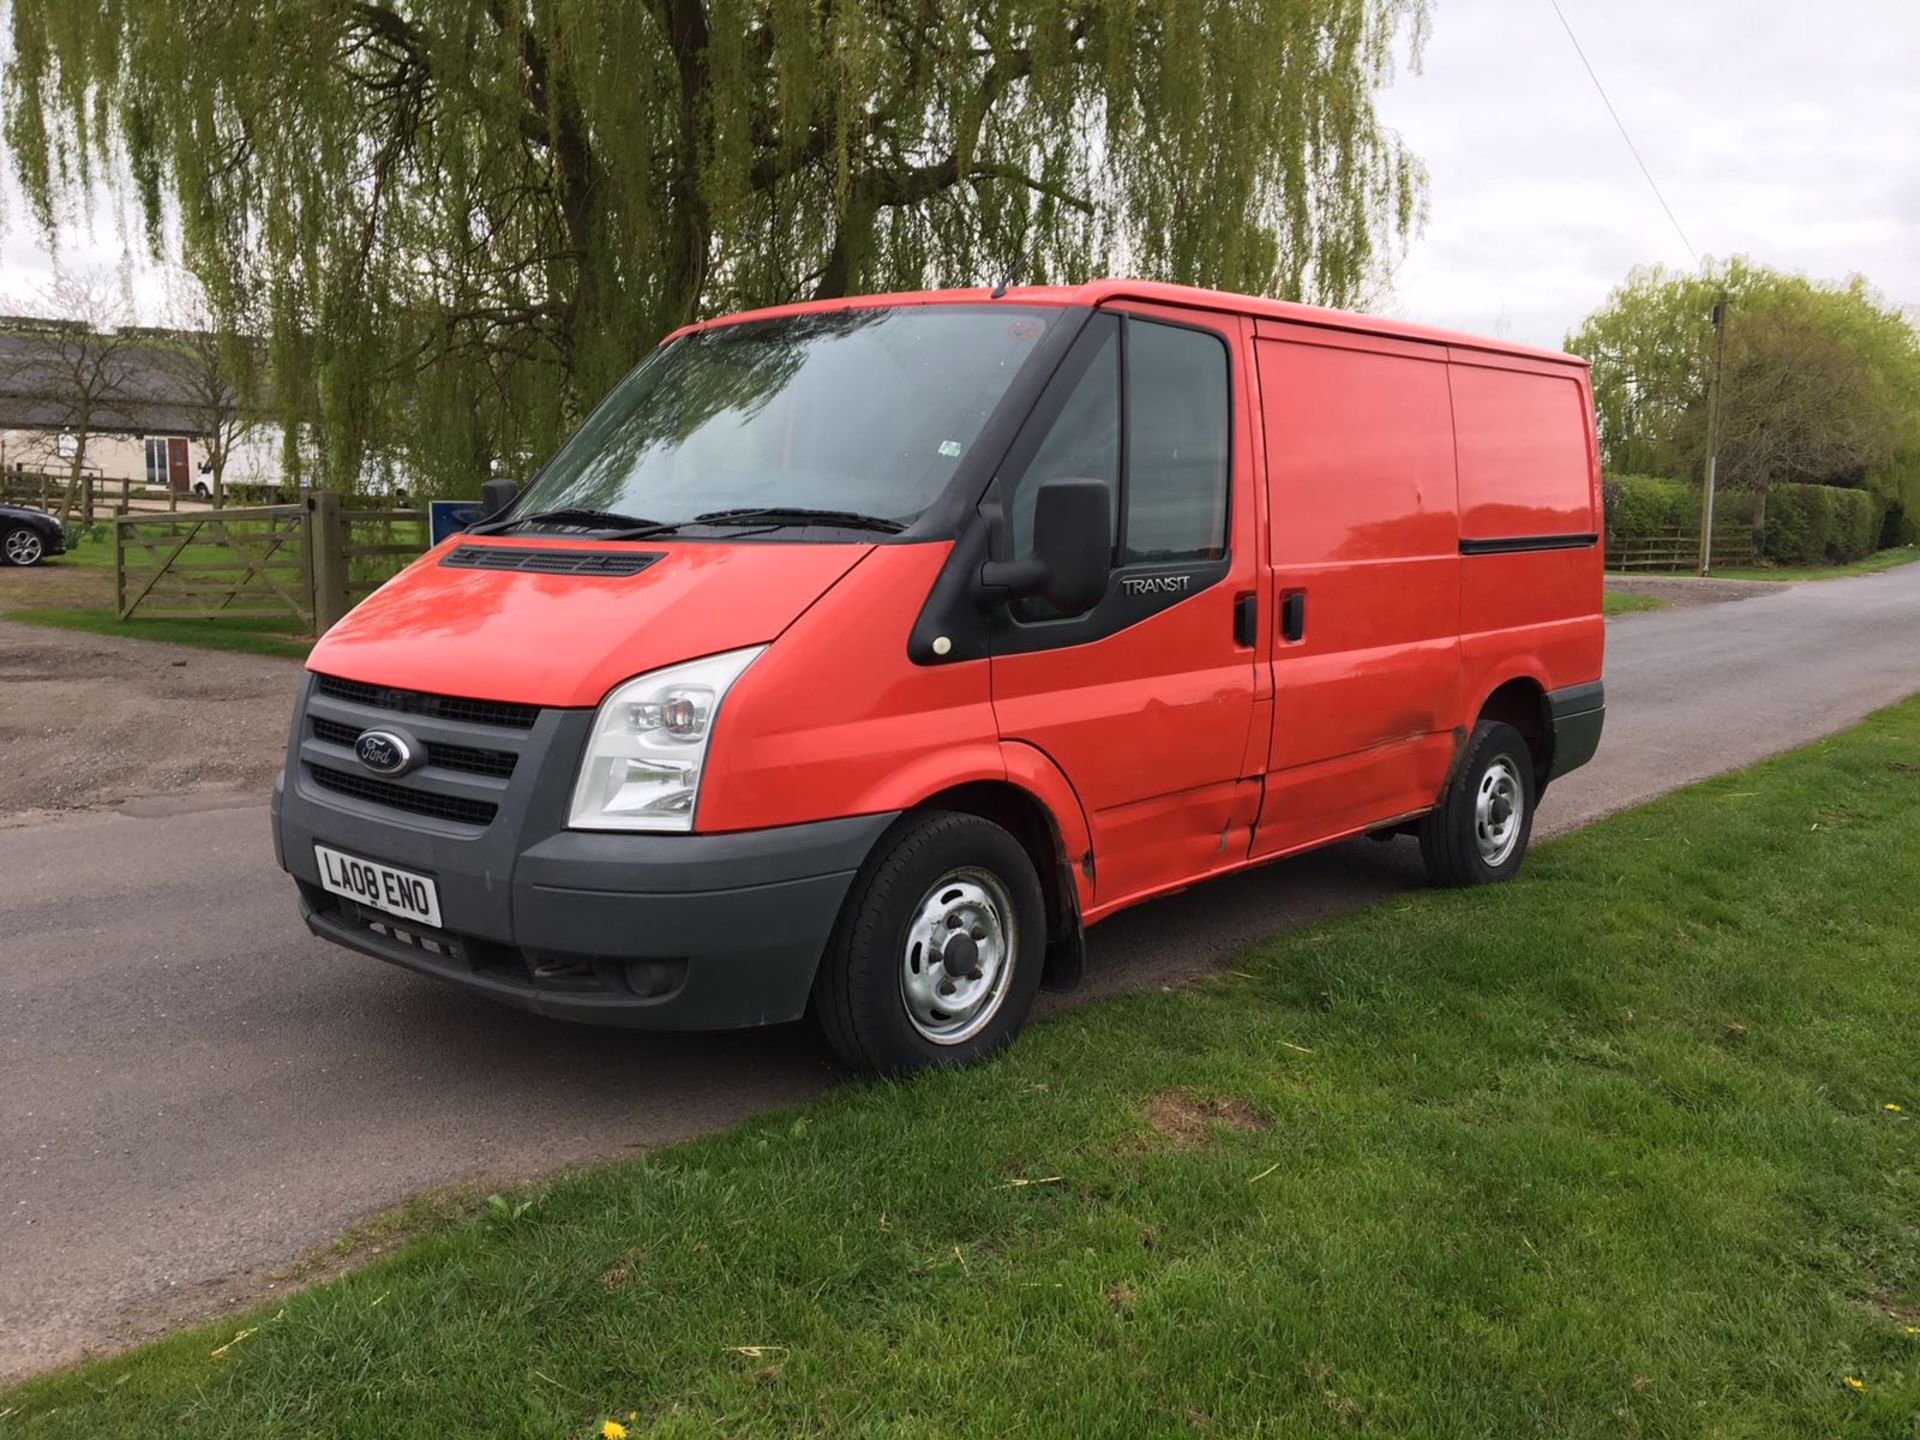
[{"xmin": 1010, "ymin": 322, "xmax": 1120, "ymax": 559}]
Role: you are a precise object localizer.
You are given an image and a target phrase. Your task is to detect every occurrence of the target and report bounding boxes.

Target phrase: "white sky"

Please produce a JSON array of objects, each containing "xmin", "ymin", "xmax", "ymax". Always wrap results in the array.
[
  {"xmin": 3, "ymin": 0, "xmax": 1917, "ymax": 351},
  {"xmin": 1374, "ymin": 0, "xmax": 1920, "ymax": 348}
]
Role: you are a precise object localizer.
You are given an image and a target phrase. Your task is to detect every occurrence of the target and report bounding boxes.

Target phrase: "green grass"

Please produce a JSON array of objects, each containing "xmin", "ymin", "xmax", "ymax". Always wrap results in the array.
[
  {"xmin": 8, "ymin": 705, "xmax": 1920, "ymax": 1437},
  {"xmin": 4, "ymin": 534, "xmax": 313, "ymax": 659},
  {"xmin": 1706, "ymin": 546, "xmax": 1920, "ymax": 582},
  {"xmin": 4, "ymin": 606, "xmax": 312, "ymax": 660},
  {"xmin": 1602, "ymin": 590, "xmax": 1671, "ymax": 616},
  {"xmin": 42, "ymin": 535, "xmax": 118, "ymax": 571}
]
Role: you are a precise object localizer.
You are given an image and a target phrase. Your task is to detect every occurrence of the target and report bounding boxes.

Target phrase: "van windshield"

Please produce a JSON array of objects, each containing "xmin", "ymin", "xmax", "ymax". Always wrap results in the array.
[{"xmin": 511, "ymin": 305, "xmax": 1057, "ymax": 533}]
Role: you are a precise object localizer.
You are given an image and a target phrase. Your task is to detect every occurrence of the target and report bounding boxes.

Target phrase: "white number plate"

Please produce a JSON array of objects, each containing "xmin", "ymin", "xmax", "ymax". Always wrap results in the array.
[{"xmin": 315, "ymin": 845, "xmax": 443, "ymax": 929}]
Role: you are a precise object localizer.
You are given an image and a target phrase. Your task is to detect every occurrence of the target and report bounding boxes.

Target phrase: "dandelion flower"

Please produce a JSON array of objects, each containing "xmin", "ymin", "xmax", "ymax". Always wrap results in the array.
[
  {"xmin": 1885, "ymin": 1103, "xmax": 1903, "ymax": 1113},
  {"xmin": 601, "ymin": 1422, "xmax": 629, "ymax": 1439},
  {"xmin": 1843, "ymin": 1376, "xmax": 1865, "ymax": 1391}
]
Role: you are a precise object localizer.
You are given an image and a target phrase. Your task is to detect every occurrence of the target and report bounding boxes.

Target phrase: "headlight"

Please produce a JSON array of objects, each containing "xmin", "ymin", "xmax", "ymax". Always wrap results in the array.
[{"xmin": 568, "ymin": 646, "xmax": 765, "ymax": 832}]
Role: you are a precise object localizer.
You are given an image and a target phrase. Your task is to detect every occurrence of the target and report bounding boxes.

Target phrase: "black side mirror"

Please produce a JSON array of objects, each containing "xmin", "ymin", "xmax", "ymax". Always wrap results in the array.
[
  {"xmin": 981, "ymin": 477, "xmax": 1113, "ymax": 615},
  {"xmin": 480, "ymin": 476, "xmax": 519, "ymax": 520}
]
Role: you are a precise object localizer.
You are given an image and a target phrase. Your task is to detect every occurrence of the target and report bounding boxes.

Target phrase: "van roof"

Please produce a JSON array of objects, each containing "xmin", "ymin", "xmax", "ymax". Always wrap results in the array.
[{"xmin": 666, "ymin": 279, "xmax": 1588, "ymax": 369}]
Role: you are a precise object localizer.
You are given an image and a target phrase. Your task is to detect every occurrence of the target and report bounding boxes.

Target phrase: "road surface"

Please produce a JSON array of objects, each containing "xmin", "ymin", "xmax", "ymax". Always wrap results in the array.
[{"xmin": 4, "ymin": 562, "xmax": 1919, "ymax": 1381}]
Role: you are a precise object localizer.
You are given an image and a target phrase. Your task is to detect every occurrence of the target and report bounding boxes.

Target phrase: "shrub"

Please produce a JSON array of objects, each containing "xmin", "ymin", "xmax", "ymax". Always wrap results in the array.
[
  {"xmin": 1602, "ymin": 474, "xmax": 1693, "ymax": 541},
  {"xmin": 1763, "ymin": 483, "xmax": 1885, "ymax": 565},
  {"xmin": 1602, "ymin": 473, "xmax": 1754, "ymax": 557},
  {"xmin": 1866, "ymin": 457, "xmax": 1920, "ymax": 547}
]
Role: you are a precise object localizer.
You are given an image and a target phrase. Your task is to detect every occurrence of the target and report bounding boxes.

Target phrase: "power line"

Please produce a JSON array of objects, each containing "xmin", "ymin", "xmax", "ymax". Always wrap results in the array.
[{"xmin": 1545, "ymin": 0, "xmax": 1700, "ymax": 266}]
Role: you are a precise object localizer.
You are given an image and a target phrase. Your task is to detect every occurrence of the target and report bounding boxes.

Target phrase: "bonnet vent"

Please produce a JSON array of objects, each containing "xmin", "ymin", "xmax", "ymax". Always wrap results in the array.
[{"xmin": 440, "ymin": 545, "xmax": 662, "ymax": 577}]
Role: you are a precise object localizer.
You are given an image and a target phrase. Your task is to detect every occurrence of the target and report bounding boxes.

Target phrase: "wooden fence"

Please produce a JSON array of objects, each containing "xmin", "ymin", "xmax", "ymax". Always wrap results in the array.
[
  {"xmin": 1608, "ymin": 524, "xmax": 1756, "ymax": 572},
  {"xmin": 4, "ymin": 469, "xmax": 204, "ymax": 522},
  {"xmin": 114, "ymin": 492, "xmax": 431, "ymax": 634}
]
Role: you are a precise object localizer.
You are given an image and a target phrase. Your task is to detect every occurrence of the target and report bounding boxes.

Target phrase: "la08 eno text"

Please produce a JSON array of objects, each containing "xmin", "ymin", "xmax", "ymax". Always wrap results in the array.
[{"xmin": 314, "ymin": 845, "xmax": 443, "ymax": 929}]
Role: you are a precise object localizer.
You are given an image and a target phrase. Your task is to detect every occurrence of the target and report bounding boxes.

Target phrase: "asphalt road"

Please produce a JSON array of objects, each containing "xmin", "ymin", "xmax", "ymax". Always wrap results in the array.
[{"xmin": 6, "ymin": 562, "xmax": 1920, "ymax": 1381}]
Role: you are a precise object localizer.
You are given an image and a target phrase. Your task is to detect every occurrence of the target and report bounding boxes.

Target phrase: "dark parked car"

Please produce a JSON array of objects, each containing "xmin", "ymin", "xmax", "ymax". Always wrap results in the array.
[{"xmin": 0, "ymin": 503, "xmax": 68, "ymax": 567}]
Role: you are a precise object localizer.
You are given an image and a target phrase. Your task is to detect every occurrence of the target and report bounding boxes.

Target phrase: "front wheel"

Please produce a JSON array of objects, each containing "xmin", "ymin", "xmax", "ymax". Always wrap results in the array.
[
  {"xmin": 814, "ymin": 810, "xmax": 1046, "ymax": 1073},
  {"xmin": 3, "ymin": 526, "xmax": 46, "ymax": 567},
  {"xmin": 1419, "ymin": 720, "xmax": 1536, "ymax": 886}
]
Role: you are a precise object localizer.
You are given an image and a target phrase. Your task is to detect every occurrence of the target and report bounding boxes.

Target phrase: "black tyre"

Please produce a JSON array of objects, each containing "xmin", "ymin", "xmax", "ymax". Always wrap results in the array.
[
  {"xmin": 1418, "ymin": 720, "xmax": 1536, "ymax": 887},
  {"xmin": 815, "ymin": 810, "xmax": 1047, "ymax": 1073},
  {"xmin": 3, "ymin": 525, "xmax": 46, "ymax": 567}
]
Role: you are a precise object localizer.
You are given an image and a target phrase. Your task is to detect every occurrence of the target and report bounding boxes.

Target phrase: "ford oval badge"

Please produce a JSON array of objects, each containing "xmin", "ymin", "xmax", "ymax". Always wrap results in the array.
[{"xmin": 355, "ymin": 728, "xmax": 415, "ymax": 776}]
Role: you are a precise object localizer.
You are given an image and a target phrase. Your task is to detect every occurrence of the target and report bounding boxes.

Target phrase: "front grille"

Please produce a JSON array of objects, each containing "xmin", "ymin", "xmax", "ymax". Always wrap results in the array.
[
  {"xmin": 309, "ymin": 764, "xmax": 499, "ymax": 827},
  {"xmin": 309, "ymin": 715, "xmax": 517, "ymax": 779},
  {"xmin": 314, "ymin": 675, "xmax": 540, "ymax": 731},
  {"xmin": 441, "ymin": 544, "xmax": 661, "ymax": 577}
]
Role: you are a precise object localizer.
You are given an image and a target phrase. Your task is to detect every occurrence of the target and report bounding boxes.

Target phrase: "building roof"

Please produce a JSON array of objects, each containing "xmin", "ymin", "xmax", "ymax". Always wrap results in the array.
[{"xmin": 0, "ymin": 324, "xmax": 206, "ymax": 436}]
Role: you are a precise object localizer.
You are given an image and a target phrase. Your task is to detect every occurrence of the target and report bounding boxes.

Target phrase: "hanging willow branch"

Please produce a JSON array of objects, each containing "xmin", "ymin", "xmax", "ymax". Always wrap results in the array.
[{"xmin": 3, "ymin": 0, "xmax": 1428, "ymax": 496}]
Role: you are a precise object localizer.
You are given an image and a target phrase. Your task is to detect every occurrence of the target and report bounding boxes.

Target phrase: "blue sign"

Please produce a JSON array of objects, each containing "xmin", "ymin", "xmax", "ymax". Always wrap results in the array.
[{"xmin": 430, "ymin": 500, "xmax": 484, "ymax": 547}]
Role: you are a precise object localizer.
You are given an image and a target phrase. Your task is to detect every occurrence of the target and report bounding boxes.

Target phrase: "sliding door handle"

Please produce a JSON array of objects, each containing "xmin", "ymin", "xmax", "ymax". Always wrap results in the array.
[{"xmin": 1280, "ymin": 588, "xmax": 1307, "ymax": 644}]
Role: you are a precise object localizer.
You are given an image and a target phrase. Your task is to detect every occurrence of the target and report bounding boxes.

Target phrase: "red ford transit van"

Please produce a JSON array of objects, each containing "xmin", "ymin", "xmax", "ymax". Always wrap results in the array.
[{"xmin": 274, "ymin": 281, "xmax": 1605, "ymax": 1071}]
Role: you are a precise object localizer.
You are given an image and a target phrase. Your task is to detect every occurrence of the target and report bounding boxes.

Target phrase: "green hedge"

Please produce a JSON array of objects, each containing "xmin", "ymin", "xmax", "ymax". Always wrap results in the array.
[
  {"xmin": 1602, "ymin": 473, "xmax": 1754, "ymax": 542},
  {"xmin": 1763, "ymin": 483, "xmax": 1884, "ymax": 565},
  {"xmin": 1601, "ymin": 474, "xmax": 1692, "ymax": 540}
]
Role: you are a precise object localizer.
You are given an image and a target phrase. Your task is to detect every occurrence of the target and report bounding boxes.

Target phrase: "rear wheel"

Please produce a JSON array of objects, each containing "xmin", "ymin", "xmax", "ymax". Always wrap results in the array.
[
  {"xmin": 1419, "ymin": 720, "xmax": 1536, "ymax": 886},
  {"xmin": 815, "ymin": 810, "xmax": 1046, "ymax": 1073},
  {"xmin": 3, "ymin": 526, "xmax": 45, "ymax": 567}
]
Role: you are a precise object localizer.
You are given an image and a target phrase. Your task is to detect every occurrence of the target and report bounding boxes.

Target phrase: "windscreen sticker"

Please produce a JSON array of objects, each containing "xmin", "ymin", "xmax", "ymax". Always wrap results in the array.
[{"xmin": 938, "ymin": 440, "xmax": 964, "ymax": 458}]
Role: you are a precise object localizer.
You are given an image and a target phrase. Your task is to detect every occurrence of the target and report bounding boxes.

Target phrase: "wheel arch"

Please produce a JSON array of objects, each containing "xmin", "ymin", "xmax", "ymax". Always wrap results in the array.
[
  {"xmin": 900, "ymin": 749, "xmax": 1092, "ymax": 990},
  {"xmin": 1471, "ymin": 671, "xmax": 1553, "ymax": 788}
]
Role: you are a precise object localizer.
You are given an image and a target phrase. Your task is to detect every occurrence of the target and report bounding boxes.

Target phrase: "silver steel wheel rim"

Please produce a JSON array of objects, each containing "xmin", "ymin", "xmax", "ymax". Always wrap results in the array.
[
  {"xmin": 1475, "ymin": 756, "xmax": 1524, "ymax": 867},
  {"xmin": 5, "ymin": 530, "xmax": 41, "ymax": 565},
  {"xmin": 899, "ymin": 866, "xmax": 1017, "ymax": 1045}
]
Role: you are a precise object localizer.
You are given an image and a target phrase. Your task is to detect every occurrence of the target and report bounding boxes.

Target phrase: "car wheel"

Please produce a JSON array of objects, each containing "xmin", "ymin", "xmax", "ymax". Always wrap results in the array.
[
  {"xmin": 3, "ymin": 525, "xmax": 46, "ymax": 567},
  {"xmin": 193, "ymin": 482, "xmax": 210, "ymax": 498},
  {"xmin": 1418, "ymin": 720, "xmax": 1536, "ymax": 886},
  {"xmin": 815, "ymin": 810, "xmax": 1046, "ymax": 1073}
]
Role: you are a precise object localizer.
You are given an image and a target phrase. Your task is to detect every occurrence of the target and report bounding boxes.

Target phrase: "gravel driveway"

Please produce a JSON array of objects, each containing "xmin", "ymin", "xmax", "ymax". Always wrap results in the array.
[{"xmin": 0, "ymin": 619, "xmax": 301, "ymax": 824}]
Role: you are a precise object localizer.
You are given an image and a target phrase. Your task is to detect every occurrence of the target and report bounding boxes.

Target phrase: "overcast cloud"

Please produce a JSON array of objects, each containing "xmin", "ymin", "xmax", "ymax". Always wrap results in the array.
[
  {"xmin": 1375, "ymin": 0, "xmax": 1920, "ymax": 347},
  {"xmin": 3, "ymin": 0, "xmax": 1916, "ymax": 351}
]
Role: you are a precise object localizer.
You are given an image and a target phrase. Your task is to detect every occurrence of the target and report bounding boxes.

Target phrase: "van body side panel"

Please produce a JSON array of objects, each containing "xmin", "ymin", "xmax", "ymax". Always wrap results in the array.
[
  {"xmin": 1448, "ymin": 359, "xmax": 1605, "ymax": 707},
  {"xmin": 1251, "ymin": 327, "xmax": 1463, "ymax": 858},
  {"xmin": 991, "ymin": 303, "xmax": 1262, "ymax": 912},
  {"xmin": 696, "ymin": 543, "xmax": 1005, "ymax": 832}
]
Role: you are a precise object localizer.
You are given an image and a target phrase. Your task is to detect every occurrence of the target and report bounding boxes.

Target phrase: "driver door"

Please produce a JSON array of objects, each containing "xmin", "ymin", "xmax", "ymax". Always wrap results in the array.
[{"xmin": 986, "ymin": 305, "xmax": 1264, "ymax": 913}]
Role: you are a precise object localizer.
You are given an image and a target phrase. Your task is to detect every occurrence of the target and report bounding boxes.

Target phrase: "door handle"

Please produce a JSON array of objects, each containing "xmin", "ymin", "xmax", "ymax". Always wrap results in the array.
[
  {"xmin": 1233, "ymin": 591, "xmax": 1257, "ymax": 647},
  {"xmin": 1280, "ymin": 588, "xmax": 1307, "ymax": 644}
]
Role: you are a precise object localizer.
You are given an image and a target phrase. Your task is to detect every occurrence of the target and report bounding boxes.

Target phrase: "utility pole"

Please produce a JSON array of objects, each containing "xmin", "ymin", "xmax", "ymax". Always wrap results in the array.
[{"xmin": 1697, "ymin": 297, "xmax": 1728, "ymax": 575}]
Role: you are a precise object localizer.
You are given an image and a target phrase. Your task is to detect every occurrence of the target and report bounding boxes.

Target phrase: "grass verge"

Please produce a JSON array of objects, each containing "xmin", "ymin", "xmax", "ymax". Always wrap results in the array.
[
  {"xmin": 1602, "ymin": 590, "xmax": 1670, "ymax": 616},
  {"xmin": 7, "ymin": 704, "xmax": 1920, "ymax": 1436},
  {"xmin": 3, "ymin": 606, "xmax": 312, "ymax": 660},
  {"xmin": 1707, "ymin": 545, "xmax": 1920, "ymax": 582}
]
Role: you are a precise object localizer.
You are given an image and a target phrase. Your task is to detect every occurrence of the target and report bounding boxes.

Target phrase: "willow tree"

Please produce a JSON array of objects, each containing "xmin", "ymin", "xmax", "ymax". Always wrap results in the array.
[{"xmin": 4, "ymin": 0, "xmax": 1427, "ymax": 496}]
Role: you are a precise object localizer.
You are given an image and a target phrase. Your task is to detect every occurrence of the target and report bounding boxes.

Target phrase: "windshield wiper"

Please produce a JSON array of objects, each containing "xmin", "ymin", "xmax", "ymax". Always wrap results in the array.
[
  {"xmin": 691, "ymin": 506, "xmax": 906, "ymax": 534},
  {"xmin": 466, "ymin": 506, "xmax": 666, "ymax": 537}
]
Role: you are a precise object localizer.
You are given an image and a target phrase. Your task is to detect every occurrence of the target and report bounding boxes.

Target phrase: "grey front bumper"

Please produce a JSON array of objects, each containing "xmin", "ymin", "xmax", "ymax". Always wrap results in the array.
[{"xmin": 273, "ymin": 675, "xmax": 894, "ymax": 1030}]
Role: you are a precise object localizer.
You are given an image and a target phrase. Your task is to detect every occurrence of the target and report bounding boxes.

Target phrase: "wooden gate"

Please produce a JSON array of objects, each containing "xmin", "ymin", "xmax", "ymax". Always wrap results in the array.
[
  {"xmin": 115, "ymin": 505, "xmax": 315, "ymax": 625},
  {"xmin": 111, "ymin": 494, "xmax": 435, "ymax": 633}
]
